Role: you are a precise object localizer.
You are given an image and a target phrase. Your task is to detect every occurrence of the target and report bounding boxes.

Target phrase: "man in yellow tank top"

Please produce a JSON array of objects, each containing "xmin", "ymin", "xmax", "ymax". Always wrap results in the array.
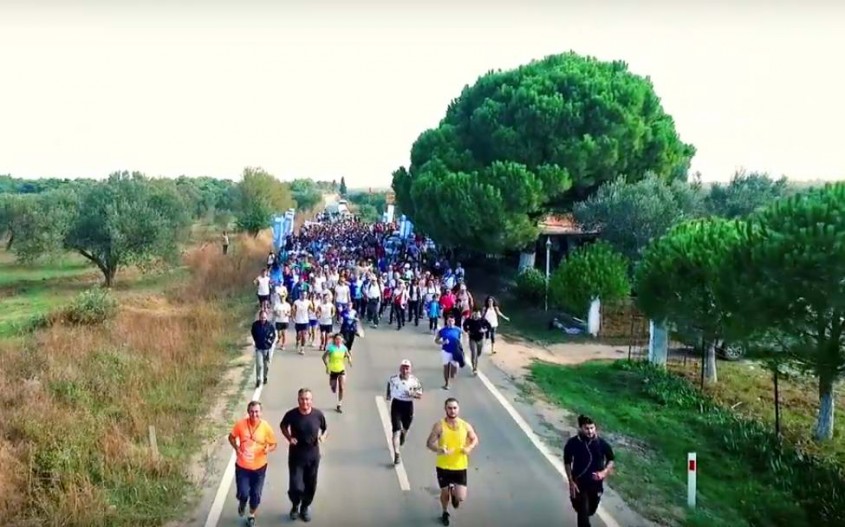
[
  {"xmin": 321, "ymin": 333, "xmax": 351, "ymax": 413},
  {"xmin": 426, "ymin": 397, "xmax": 479, "ymax": 526}
]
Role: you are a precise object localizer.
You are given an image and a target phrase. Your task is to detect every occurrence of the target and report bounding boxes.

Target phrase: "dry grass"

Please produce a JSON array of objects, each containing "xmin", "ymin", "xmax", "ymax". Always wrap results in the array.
[{"xmin": 0, "ymin": 232, "xmax": 270, "ymax": 527}]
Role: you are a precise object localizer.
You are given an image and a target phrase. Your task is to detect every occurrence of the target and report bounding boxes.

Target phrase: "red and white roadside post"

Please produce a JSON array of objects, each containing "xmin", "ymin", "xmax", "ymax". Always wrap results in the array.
[{"xmin": 687, "ymin": 452, "xmax": 697, "ymax": 508}]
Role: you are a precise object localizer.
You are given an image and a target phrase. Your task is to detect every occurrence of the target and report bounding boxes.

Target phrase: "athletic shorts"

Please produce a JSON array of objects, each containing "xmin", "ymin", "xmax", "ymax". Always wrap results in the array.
[
  {"xmin": 275, "ymin": 322, "xmax": 289, "ymax": 331},
  {"xmin": 257, "ymin": 294, "xmax": 270, "ymax": 303},
  {"xmin": 320, "ymin": 324, "xmax": 333, "ymax": 333},
  {"xmin": 441, "ymin": 350, "xmax": 458, "ymax": 366},
  {"xmin": 390, "ymin": 399, "xmax": 414, "ymax": 433},
  {"xmin": 295, "ymin": 323, "xmax": 309, "ymax": 333},
  {"xmin": 309, "ymin": 319, "xmax": 318, "ymax": 327},
  {"xmin": 329, "ymin": 370, "xmax": 345, "ymax": 381},
  {"xmin": 336, "ymin": 302, "xmax": 348, "ymax": 311},
  {"xmin": 436, "ymin": 468, "xmax": 467, "ymax": 489}
]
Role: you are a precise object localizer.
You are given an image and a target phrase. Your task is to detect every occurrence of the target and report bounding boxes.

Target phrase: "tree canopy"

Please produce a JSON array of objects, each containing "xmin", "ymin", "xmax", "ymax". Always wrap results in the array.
[
  {"xmin": 392, "ymin": 51, "xmax": 695, "ymax": 252},
  {"xmin": 717, "ymin": 183, "xmax": 845, "ymax": 440},
  {"xmin": 705, "ymin": 170, "xmax": 793, "ymax": 219},
  {"xmin": 234, "ymin": 167, "xmax": 296, "ymax": 236},
  {"xmin": 573, "ymin": 174, "xmax": 705, "ymax": 265},
  {"xmin": 635, "ymin": 217, "xmax": 742, "ymax": 384}
]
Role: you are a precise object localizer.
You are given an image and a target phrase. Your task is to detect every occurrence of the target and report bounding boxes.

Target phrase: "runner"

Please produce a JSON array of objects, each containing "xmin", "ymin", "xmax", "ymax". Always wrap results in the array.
[
  {"xmin": 564, "ymin": 415, "xmax": 616, "ymax": 527},
  {"xmin": 228, "ymin": 401, "xmax": 278, "ymax": 526},
  {"xmin": 339, "ymin": 304, "xmax": 361, "ymax": 353},
  {"xmin": 385, "ymin": 359, "xmax": 423, "ymax": 464},
  {"xmin": 280, "ymin": 388, "xmax": 328, "ymax": 523},
  {"xmin": 250, "ymin": 310, "xmax": 276, "ymax": 388},
  {"xmin": 292, "ymin": 292, "xmax": 311, "ymax": 355},
  {"xmin": 273, "ymin": 298, "xmax": 291, "ymax": 351},
  {"xmin": 482, "ymin": 295, "xmax": 509, "ymax": 355},
  {"xmin": 462, "ymin": 306, "xmax": 492, "ymax": 375},
  {"xmin": 254, "ymin": 268, "xmax": 272, "ymax": 310},
  {"xmin": 307, "ymin": 292, "xmax": 319, "ymax": 347},
  {"xmin": 435, "ymin": 314, "xmax": 465, "ymax": 390},
  {"xmin": 316, "ymin": 293, "xmax": 335, "ymax": 351},
  {"xmin": 334, "ymin": 277, "xmax": 351, "ymax": 322},
  {"xmin": 426, "ymin": 397, "xmax": 479, "ymax": 526},
  {"xmin": 321, "ymin": 333, "xmax": 351, "ymax": 413}
]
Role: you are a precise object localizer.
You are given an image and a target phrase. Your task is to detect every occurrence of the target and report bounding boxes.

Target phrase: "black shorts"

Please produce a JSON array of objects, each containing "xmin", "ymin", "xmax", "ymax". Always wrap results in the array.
[
  {"xmin": 329, "ymin": 371, "xmax": 345, "ymax": 381},
  {"xmin": 258, "ymin": 294, "xmax": 270, "ymax": 303},
  {"xmin": 275, "ymin": 322, "xmax": 289, "ymax": 331},
  {"xmin": 294, "ymin": 323, "xmax": 308, "ymax": 333},
  {"xmin": 436, "ymin": 468, "xmax": 467, "ymax": 489},
  {"xmin": 320, "ymin": 324, "xmax": 333, "ymax": 333},
  {"xmin": 390, "ymin": 399, "xmax": 414, "ymax": 432}
]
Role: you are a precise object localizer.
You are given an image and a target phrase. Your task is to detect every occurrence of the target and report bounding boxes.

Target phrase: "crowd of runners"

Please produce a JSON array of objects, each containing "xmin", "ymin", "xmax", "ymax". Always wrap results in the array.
[{"xmin": 231, "ymin": 213, "xmax": 615, "ymax": 527}]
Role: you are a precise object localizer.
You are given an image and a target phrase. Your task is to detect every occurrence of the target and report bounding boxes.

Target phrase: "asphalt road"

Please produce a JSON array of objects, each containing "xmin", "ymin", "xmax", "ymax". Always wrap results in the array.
[{"xmin": 200, "ymin": 320, "xmax": 612, "ymax": 527}]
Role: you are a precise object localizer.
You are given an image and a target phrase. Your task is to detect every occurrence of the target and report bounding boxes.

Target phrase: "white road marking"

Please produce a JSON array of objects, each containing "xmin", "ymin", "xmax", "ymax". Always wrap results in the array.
[
  {"xmin": 204, "ymin": 344, "xmax": 274, "ymax": 527},
  {"xmin": 476, "ymin": 369, "xmax": 621, "ymax": 527},
  {"xmin": 375, "ymin": 395, "xmax": 412, "ymax": 491}
]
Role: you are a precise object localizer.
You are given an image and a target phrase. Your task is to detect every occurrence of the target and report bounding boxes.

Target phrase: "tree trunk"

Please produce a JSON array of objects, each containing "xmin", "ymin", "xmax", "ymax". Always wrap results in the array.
[
  {"xmin": 773, "ymin": 367, "xmax": 781, "ymax": 437},
  {"xmin": 5, "ymin": 232, "xmax": 13, "ymax": 250},
  {"xmin": 814, "ymin": 374, "xmax": 835, "ymax": 441},
  {"xmin": 648, "ymin": 320, "xmax": 669, "ymax": 367},
  {"xmin": 518, "ymin": 251, "xmax": 536, "ymax": 272},
  {"xmin": 704, "ymin": 341, "xmax": 718, "ymax": 384}
]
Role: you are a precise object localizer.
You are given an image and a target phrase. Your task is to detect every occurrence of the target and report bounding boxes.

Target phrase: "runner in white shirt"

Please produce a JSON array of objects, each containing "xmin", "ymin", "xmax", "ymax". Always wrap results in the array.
[
  {"xmin": 273, "ymin": 300, "xmax": 292, "ymax": 350},
  {"xmin": 385, "ymin": 359, "xmax": 423, "ymax": 465},
  {"xmin": 317, "ymin": 294, "xmax": 336, "ymax": 351},
  {"xmin": 334, "ymin": 279, "xmax": 351, "ymax": 321},
  {"xmin": 292, "ymin": 295, "xmax": 311, "ymax": 355},
  {"xmin": 307, "ymin": 293, "xmax": 319, "ymax": 347},
  {"xmin": 254, "ymin": 269, "xmax": 272, "ymax": 310}
]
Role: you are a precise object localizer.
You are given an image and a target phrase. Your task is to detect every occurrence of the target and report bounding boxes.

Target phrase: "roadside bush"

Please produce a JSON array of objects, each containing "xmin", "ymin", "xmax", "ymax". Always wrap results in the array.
[
  {"xmin": 549, "ymin": 241, "xmax": 630, "ymax": 316},
  {"xmin": 62, "ymin": 288, "xmax": 118, "ymax": 325},
  {"xmin": 617, "ymin": 360, "xmax": 845, "ymax": 524},
  {"xmin": 514, "ymin": 267, "xmax": 545, "ymax": 303}
]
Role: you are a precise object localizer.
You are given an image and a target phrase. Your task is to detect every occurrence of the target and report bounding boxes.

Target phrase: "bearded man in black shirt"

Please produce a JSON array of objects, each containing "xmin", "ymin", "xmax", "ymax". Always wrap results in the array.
[
  {"xmin": 280, "ymin": 388, "xmax": 328, "ymax": 522},
  {"xmin": 563, "ymin": 415, "xmax": 615, "ymax": 527}
]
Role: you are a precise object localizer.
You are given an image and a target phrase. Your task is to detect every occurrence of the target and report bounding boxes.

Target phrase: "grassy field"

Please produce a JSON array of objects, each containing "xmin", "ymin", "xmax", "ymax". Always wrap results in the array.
[
  {"xmin": 0, "ymin": 233, "xmax": 269, "ymax": 526},
  {"xmin": 529, "ymin": 359, "xmax": 845, "ymax": 527}
]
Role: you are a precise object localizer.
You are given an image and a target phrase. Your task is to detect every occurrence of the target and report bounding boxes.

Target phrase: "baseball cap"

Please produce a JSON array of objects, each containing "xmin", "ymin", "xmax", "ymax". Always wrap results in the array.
[{"xmin": 400, "ymin": 359, "xmax": 412, "ymax": 368}]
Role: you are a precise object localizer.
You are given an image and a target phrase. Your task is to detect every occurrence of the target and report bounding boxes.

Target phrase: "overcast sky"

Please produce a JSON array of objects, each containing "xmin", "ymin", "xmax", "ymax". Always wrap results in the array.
[{"xmin": 1, "ymin": 0, "xmax": 843, "ymax": 186}]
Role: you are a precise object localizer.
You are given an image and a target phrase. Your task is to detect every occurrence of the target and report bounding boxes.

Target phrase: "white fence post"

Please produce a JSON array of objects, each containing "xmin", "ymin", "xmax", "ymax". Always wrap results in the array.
[{"xmin": 687, "ymin": 452, "xmax": 697, "ymax": 508}]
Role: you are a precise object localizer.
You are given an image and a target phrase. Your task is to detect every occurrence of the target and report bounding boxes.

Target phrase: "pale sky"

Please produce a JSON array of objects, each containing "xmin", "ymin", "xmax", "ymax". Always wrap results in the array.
[{"xmin": 1, "ymin": 0, "xmax": 843, "ymax": 186}]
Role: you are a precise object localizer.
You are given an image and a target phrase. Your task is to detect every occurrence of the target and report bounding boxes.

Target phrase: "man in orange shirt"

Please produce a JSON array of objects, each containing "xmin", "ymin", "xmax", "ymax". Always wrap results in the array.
[{"xmin": 228, "ymin": 401, "xmax": 278, "ymax": 526}]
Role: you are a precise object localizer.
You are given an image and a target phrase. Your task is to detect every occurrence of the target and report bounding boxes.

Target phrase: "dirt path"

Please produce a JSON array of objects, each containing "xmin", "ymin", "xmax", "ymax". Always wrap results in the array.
[{"xmin": 488, "ymin": 335, "xmax": 661, "ymax": 527}]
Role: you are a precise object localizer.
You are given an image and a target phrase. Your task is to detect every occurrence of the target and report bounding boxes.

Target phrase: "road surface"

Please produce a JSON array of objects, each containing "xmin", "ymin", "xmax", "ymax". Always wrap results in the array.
[{"xmin": 196, "ymin": 320, "xmax": 616, "ymax": 527}]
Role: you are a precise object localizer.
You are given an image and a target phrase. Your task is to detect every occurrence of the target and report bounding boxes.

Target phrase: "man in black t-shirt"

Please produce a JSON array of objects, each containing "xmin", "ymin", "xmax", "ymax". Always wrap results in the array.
[
  {"xmin": 462, "ymin": 307, "xmax": 492, "ymax": 374},
  {"xmin": 563, "ymin": 415, "xmax": 615, "ymax": 527},
  {"xmin": 280, "ymin": 388, "xmax": 328, "ymax": 522}
]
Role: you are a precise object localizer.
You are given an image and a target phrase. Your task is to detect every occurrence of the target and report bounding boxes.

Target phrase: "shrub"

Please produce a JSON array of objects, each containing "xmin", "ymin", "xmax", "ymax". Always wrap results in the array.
[
  {"xmin": 549, "ymin": 241, "xmax": 630, "ymax": 315},
  {"xmin": 514, "ymin": 267, "xmax": 546, "ymax": 303},
  {"xmin": 62, "ymin": 288, "xmax": 118, "ymax": 326}
]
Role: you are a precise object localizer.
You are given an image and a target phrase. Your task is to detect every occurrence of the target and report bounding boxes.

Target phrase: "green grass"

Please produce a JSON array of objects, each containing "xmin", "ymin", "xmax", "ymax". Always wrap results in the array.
[
  {"xmin": 529, "ymin": 360, "xmax": 837, "ymax": 527},
  {"xmin": 0, "ymin": 252, "xmax": 99, "ymax": 337},
  {"xmin": 0, "ymin": 251, "xmax": 94, "ymax": 287}
]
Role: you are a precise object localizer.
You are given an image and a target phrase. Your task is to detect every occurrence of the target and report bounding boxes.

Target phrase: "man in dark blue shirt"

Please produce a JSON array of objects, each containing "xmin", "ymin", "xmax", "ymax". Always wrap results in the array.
[
  {"xmin": 251, "ymin": 309, "xmax": 277, "ymax": 388},
  {"xmin": 563, "ymin": 415, "xmax": 615, "ymax": 527},
  {"xmin": 339, "ymin": 306, "xmax": 360, "ymax": 352},
  {"xmin": 435, "ymin": 314, "xmax": 464, "ymax": 390}
]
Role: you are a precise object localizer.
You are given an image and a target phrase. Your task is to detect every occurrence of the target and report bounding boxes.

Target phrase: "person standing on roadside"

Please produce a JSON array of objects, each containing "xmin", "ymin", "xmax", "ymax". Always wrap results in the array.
[
  {"xmin": 251, "ymin": 310, "xmax": 276, "ymax": 388},
  {"xmin": 563, "ymin": 415, "xmax": 616, "ymax": 527},
  {"xmin": 228, "ymin": 401, "xmax": 278, "ymax": 527},
  {"xmin": 222, "ymin": 231, "xmax": 230, "ymax": 255},
  {"xmin": 280, "ymin": 388, "xmax": 328, "ymax": 523}
]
